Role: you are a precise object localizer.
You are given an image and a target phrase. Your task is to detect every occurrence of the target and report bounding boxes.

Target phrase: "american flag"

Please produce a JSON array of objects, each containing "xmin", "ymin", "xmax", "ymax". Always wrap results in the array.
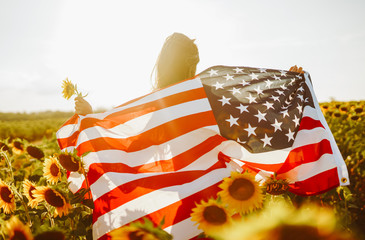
[{"xmin": 57, "ymin": 65, "xmax": 349, "ymax": 240}]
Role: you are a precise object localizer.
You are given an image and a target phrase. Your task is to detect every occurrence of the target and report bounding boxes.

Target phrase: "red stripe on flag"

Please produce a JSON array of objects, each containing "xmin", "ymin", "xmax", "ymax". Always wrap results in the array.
[
  {"xmin": 97, "ymin": 183, "xmax": 222, "ymax": 240},
  {"xmin": 289, "ymin": 167, "xmax": 339, "ymax": 196},
  {"xmin": 58, "ymin": 88, "xmax": 207, "ymax": 147},
  {"xmin": 76, "ymin": 111, "xmax": 217, "ymax": 155},
  {"xmin": 57, "ymin": 130, "xmax": 79, "ymax": 151},
  {"xmin": 277, "ymin": 139, "xmax": 333, "ymax": 174},
  {"xmin": 299, "ymin": 116, "xmax": 324, "ymax": 131},
  {"xmin": 87, "ymin": 135, "xmax": 226, "ymax": 185},
  {"xmin": 92, "ymin": 160, "xmax": 227, "ymax": 223}
]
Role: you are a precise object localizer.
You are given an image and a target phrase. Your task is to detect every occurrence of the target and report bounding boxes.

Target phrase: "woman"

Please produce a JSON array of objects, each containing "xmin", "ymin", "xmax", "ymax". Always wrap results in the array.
[
  {"xmin": 74, "ymin": 32, "xmax": 303, "ymax": 115},
  {"xmin": 74, "ymin": 32, "xmax": 200, "ymax": 115}
]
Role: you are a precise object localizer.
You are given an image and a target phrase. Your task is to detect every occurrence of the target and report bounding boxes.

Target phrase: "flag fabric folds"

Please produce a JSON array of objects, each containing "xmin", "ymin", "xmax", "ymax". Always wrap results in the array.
[{"xmin": 57, "ymin": 65, "xmax": 349, "ymax": 240}]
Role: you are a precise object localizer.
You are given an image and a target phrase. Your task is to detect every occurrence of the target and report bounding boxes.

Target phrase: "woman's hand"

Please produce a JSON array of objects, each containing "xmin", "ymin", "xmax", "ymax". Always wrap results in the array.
[
  {"xmin": 289, "ymin": 65, "xmax": 304, "ymax": 73},
  {"xmin": 74, "ymin": 96, "xmax": 93, "ymax": 115}
]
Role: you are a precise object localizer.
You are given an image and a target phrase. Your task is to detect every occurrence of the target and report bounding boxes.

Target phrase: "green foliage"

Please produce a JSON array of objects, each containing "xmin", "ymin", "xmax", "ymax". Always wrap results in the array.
[
  {"xmin": 319, "ymin": 100, "xmax": 365, "ymax": 236},
  {"xmin": 0, "ymin": 138, "xmax": 92, "ymax": 240},
  {"xmin": 0, "ymin": 111, "xmax": 73, "ymax": 142},
  {"xmin": 0, "ymin": 101, "xmax": 364, "ymax": 239}
]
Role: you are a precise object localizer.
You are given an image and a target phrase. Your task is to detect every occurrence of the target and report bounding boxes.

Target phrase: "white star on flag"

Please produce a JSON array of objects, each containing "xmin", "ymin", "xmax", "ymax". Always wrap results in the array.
[
  {"xmin": 226, "ymin": 115, "xmax": 239, "ymax": 127},
  {"xmin": 233, "ymin": 67, "xmax": 243, "ymax": 73},
  {"xmin": 241, "ymin": 79, "xmax": 250, "ymax": 87},
  {"xmin": 265, "ymin": 79, "xmax": 273, "ymax": 88},
  {"xmin": 288, "ymin": 78, "xmax": 296, "ymax": 86},
  {"xmin": 208, "ymin": 69, "xmax": 218, "ymax": 76},
  {"xmin": 271, "ymin": 119, "xmax": 282, "ymax": 132},
  {"xmin": 280, "ymin": 109, "xmax": 290, "ymax": 118},
  {"xmin": 275, "ymin": 90, "xmax": 284, "ymax": 96},
  {"xmin": 236, "ymin": 104, "xmax": 249, "ymax": 114},
  {"xmin": 212, "ymin": 81, "xmax": 224, "ymax": 90},
  {"xmin": 223, "ymin": 74, "xmax": 234, "ymax": 81},
  {"xmin": 244, "ymin": 124, "xmax": 257, "ymax": 136},
  {"xmin": 270, "ymin": 95, "xmax": 280, "ymax": 102},
  {"xmin": 263, "ymin": 101, "xmax": 274, "ymax": 110},
  {"xmin": 218, "ymin": 96, "xmax": 231, "ymax": 106},
  {"xmin": 246, "ymin": 94, "xmax": 257, "ymax": 103},
  {"xmin": 285, "ymin": 129, "xmax": 295, "ymax": 141},
  {"xmin": 250, "ymin": 72, "xmax": 259, "ymax": 80},
  {"xmin": 254, "ymin": 86, "xmax": 264, "ymax": 95},
  {"xmin": 297, "ymin": 103, "xmax": 303, "ymax": 114},
  {"xmin": 297, "ymin": 86, "xmax": 304, "ymax": 92},
  {"xmin": 273, "ymin": 75, "xmax": 281, "ymax": 80},
  {"xmin": 254, "ymin": 110, "xmax": 267, "ymax": 122},
  {"xmin": 293, "ymin": 115, "xmax": 300, "ymax": 127},
  {"xmin": 280, "ymin": 70, "xmax": 287, "ymax": 76},
  {"xmin": 261, "ymin": 134, "xmax": 273, "ymax": 147},
  {"xmin": 229, "ymin": 87, "xmax": 241, "ymax": 95}
]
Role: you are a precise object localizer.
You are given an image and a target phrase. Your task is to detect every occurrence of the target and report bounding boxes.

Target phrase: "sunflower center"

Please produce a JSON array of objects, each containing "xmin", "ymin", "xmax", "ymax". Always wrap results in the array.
[
  {"xmin": 11, "ymin": 230, "xmax": 28, "ymax": 240},
  {"xmin": 228, "ymin": 178, "xmax": 255, "ymax": 201},
  {"xmin": 13, "ymin": 141, "xmax": 23, "ymax": 150},
  {"xmin": 59, "ymin": 154, "xmax": 80, "ymax": 172},
  {"xmin": 50, "ymin": 163, "xmax": 60, "ymax": 177},
  {"xmin": 29, "ymin": 186, "xmax": 36, "ymax": 199},
  {"xmin": 127, "ymin": 231, "xmax": 144, "ymax": 240},
  {"xmin": 26, "ymin": 146, "xmax": 44, "ymax": 159},
  {"xmin": 203, "ymin": 205, "xmax": 227, "ymax": 225},
  {"xmin": 0, "ymin": 186, "xmax": 13, "ymax": 203},
  {"xmin": 45, "ymin": 189, "xmax": 65, "ymax": 207}
]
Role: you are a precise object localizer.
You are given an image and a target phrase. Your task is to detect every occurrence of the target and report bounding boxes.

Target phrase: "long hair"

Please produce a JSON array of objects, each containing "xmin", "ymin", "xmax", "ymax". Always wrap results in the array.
[{"xmin": 152, "ymin": 33, "xmax": 200, "ymax": 90}]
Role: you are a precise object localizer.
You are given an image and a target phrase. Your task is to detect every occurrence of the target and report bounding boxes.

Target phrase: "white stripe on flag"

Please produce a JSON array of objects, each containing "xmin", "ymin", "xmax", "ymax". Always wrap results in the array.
[
  {"xmin": 278, "ymin": 153, "xmax": 338, "ymax": 182},
  {"xmin": 82, "ymin": 127, "xmax": 218, "ymax": 168},
  {"xmin": 92, "ymin": 165, "xmax": 232, "ymax": 240},
  {"xmin": 68, "ymin": 172, "xmax": 85, "ymax": 193},
  {"xmin": 75, "ymin": 98, "xmax": 213, "ymax": 146},
  {"xmin": 303, "ymin": 73, "xmax": 349, "ymax": 185},
  {"xmin": 90, "ymin": 144, "xmax": 226, "ymax": 200},
  {"xmin": 57, "ymin": 77, "xmax": 203, "ymax": 140}
]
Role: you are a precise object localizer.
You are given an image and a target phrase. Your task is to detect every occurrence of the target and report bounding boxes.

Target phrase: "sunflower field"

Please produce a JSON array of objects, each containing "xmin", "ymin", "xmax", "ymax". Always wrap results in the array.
[{"xmin": 0, "ymin": 100, "xmax": 364, "ymax": 240}]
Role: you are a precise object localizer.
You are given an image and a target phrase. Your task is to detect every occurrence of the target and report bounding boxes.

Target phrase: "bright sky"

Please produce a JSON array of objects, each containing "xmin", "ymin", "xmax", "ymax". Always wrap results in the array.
[{"xmin": 1, "ymin": 0, "xmax": 364, "ymax": 113}]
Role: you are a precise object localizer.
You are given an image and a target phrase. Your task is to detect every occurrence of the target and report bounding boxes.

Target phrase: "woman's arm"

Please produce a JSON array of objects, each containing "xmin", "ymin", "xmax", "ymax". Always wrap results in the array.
[{"xmin": 74, "ymin": 96, "xmax": 93, "ymax": 115}]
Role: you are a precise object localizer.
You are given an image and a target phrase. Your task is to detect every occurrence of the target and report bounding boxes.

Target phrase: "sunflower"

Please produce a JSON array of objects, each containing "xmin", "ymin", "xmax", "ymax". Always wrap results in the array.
[
  {"xmin": 58, "ymin": 151, "xmax": 82, "ymax": 172},
  {"xmin": 33, "ymin": 187, "xmax": 72, "ymax": 217},
  {"xmin": 6, "ymin": 216, "xmax": 33, "ymax": 240},
  {"xmin": 0, "ymin": 142, "xmax": 9, "ymax": 152},
  {"xmin": 354, "ymin": 107, "xmax": 363, "ymax": 114},
  {"xmin": 61, "ymin": 77, "xmax": 76, "ymax": 99},
  {"xmin": 26, "ymin": 145, "xmax": 45, "ymax": 160},
  {"xmin": 0, "ymin": 180, "xmax": 15, "ymax": 214},
  {"xmin": 43, "ymin": 156, "xmax": 62, "ymax": 184},
  {"xmin": 23, "ymin": 179, "xmax": 38, "ymax": 208},
  {"xmin": 11, "ymin": 140, "xmax": 24, "ymax": 155},
  {"xmin": 218, "ymin": 171, "xmax": 263, "ymax": 215},
  {"xmin": 216, "ymin": 200, "xmax": 356, "ymax": 240},
  {"xmin": 350, "ymin": 115, "xmax": 360, "ymax": 121},
  {"xmin": 191, "ymin": 198, "xmax": 232, "ymax": 236}
]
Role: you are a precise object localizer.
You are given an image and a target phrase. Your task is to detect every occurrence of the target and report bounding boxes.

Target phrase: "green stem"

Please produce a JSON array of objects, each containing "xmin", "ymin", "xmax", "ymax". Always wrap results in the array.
[
  {"xmin": 82, "ymin": 169, "xmax": 91, "ymax": 200},
  {"xmin": 12, "ymin": 185, "xmax": 32, "ymax": 226},
  {"xmin": 2, "ymin": 151, "xmax": 14, "ymax": 181},
  {"xmin": 43, "ymin": 203, "xmax": 55, "ymax": 228},
  {"xmin": 1, "ymin": 151, "xmax": 32, "ymax": 226}
]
